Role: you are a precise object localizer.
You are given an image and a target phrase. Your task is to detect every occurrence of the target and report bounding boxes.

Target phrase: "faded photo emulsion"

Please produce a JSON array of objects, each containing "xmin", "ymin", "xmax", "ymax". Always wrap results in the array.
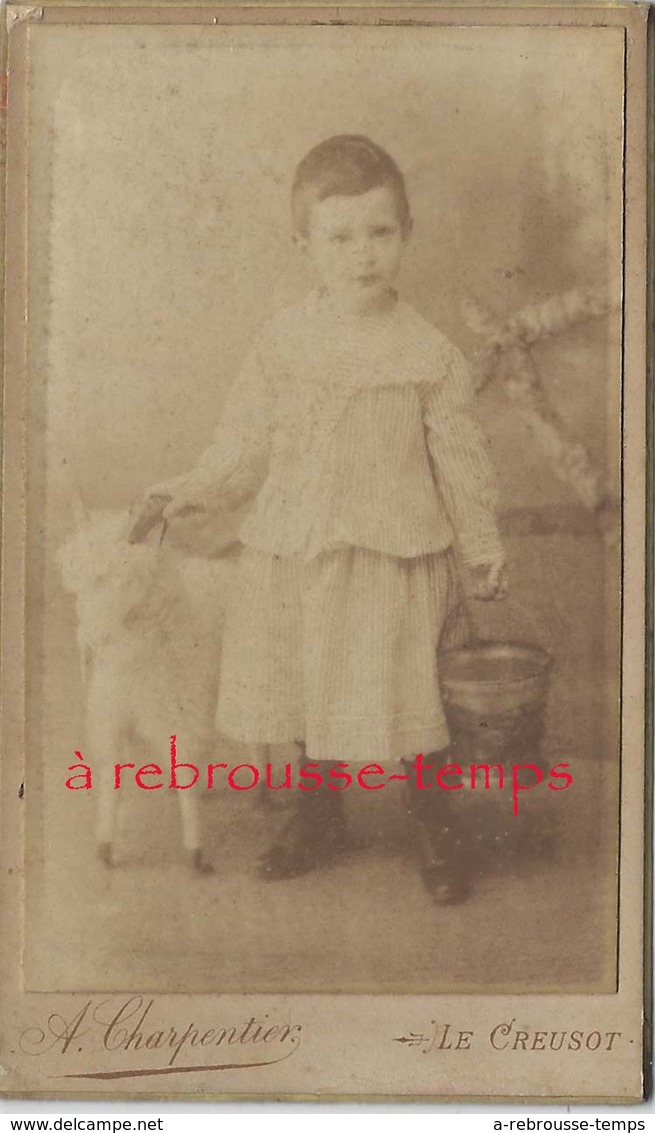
[{"xmin": 25, "ymin": 21, "xmax": 623, "ymax": 1003}]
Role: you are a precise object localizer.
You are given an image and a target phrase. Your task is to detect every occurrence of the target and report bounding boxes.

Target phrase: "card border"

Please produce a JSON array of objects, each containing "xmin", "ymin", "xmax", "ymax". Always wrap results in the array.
[{"xmin": 0, "ymin": 1, "xmax": 650, "ymax": 1103}]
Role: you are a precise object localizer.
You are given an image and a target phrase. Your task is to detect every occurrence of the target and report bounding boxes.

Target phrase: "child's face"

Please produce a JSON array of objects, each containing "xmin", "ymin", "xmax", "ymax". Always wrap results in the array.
[{"xmin": 299, "ymin": 185, "xmax": 408, "ymax": 313}]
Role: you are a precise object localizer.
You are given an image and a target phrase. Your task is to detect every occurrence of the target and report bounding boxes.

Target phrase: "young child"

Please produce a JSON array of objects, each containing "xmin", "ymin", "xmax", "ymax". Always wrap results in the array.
[{"xmin": 146, "ymin": 135, "xmax": 508, "ymax": 903}]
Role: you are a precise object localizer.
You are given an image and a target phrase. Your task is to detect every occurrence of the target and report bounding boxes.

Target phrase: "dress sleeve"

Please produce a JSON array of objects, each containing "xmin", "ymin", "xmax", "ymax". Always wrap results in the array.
[
  {"xmin": 422, "ymin": 344, "xmax": 504, "ymax": 567},
  {"xmin": 183, "ymin": 338, "xmax": 272, "ymax": 509}
]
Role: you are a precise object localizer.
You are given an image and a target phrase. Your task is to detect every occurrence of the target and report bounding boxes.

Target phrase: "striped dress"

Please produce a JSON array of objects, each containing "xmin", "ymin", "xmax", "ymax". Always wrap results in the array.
[{"xmin": 184, "ymin": 291, "xmax": 503, "ymax": 764}]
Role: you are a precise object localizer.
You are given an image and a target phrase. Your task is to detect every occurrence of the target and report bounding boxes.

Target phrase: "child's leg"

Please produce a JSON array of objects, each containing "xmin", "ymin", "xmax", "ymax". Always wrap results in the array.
[
  {"xmin": 257, "ymin": 743, "xmax": 348, "ymax": 881},
  {"xmin": 255, "ymin": 744, "xmax": 286, "ymax": 809},
  {"xmin": 401, "ymin": 551, "xmax": 473, "ymax": 902},
  {"xmin": 403, "ymin": 752, "xmax": 471, "ymax": 905}
]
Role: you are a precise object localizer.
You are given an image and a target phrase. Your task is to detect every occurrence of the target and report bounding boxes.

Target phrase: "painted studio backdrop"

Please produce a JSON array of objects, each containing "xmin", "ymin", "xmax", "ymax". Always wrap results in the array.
[{"xmin": 26, "ymin": 23, "xmax": 623, "ymax": 991}]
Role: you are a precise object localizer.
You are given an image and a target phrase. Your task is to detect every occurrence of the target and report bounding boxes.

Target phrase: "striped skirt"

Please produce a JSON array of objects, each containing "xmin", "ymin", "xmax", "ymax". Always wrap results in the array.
[{"xmin": 216, "ymin": 545, "xmax": 469, "ymax": 765}]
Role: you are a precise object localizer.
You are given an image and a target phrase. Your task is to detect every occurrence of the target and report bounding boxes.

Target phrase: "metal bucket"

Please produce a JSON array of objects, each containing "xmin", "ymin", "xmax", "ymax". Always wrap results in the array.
[
  {"xmin": 439, "ymin": 641, "xmax": 556, "ymax": 862},
  {"xmin": 439, "ymin": 641, "xmax": 553, "ymax": 761}
]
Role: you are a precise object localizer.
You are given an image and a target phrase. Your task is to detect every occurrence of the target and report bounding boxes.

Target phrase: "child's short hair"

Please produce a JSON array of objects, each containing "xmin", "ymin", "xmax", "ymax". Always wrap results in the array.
[{"xmin": 292, "ymin": 135, "xmax": 412, "ymax": 238}]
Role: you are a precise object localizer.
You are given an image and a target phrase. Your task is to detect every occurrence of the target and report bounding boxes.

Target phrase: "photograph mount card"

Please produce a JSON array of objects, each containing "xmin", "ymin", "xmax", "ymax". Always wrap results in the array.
[{"xmin": 0, "ymin": 0, "xmax": 650, "ymax": 1103}]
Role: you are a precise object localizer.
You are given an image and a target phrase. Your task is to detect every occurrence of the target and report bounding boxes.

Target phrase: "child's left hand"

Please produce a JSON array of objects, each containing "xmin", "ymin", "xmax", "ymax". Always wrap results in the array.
[{"xmin": 469, "ymin": 559, "xmax": 509, "ymax": 602}]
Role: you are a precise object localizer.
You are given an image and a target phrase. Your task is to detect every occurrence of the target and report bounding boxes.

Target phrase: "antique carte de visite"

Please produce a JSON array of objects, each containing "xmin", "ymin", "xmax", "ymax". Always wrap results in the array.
[{"xmin": 0, "ymin": 0, "xmax": 651, "ymax": 1104}]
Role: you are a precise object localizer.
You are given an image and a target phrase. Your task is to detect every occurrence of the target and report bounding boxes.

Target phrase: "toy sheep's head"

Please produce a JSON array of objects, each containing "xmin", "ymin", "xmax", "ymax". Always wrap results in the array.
[{"xmin": 57, "ymin": 506, "xmax": 170, "ymax": 645}]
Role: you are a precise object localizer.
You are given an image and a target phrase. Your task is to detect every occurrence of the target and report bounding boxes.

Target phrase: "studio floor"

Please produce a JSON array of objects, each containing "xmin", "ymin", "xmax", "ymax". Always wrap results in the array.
[
  {"xmin": 29, "ymin": 753, "xmax": 618, "ymax": 995},
  {"xmin": 27, "ymin": 533, "xmax": 620, "ymax": 995}
]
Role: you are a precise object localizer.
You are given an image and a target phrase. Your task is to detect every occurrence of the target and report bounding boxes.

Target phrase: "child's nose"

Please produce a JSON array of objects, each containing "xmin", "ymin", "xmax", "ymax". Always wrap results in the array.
[{"xmin": 353, "ymin": 237, "xmax": 375, "ymax": 263}]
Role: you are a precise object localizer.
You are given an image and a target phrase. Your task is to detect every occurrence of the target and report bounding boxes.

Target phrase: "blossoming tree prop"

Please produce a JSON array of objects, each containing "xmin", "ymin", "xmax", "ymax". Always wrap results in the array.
[{"xmin": 462, "ymin": 286, "xmax": 618, "ymax": 542}]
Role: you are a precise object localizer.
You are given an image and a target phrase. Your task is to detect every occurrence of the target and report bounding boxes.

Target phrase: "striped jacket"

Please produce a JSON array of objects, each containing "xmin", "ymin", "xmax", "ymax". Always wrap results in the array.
[{"xmin": 184, "ymin": 292, "xmax": 504, "ymax": 566}]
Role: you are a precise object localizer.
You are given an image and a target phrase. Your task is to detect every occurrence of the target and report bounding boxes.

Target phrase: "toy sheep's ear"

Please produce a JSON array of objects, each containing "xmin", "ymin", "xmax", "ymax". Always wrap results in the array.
[{"xmin": 71, "ymin": 488, "xmax": 91, "ymax": 528}]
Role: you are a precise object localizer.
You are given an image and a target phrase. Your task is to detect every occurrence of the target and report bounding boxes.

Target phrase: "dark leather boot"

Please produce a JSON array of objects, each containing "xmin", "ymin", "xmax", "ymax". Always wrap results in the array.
[
  {"xmin": 403, "ymin": 754, "xmax": 472, "ymax": 905},
  {"xmin": 257, "ymin": 760, "xmax": 349, "ymax": 881}
]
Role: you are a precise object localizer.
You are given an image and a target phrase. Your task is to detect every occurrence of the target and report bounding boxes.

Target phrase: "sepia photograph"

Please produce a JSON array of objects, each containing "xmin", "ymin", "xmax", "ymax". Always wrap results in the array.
[{"xmin": 1, "ymin": 1, "xmax": 648, "ymax": 1103}]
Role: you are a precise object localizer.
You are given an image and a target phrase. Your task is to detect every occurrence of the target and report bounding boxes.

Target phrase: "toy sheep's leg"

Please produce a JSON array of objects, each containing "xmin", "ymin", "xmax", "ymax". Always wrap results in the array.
[
  {"xmin": 173, "ymin": 726, "xmax": 215, "ymax": 875},
  {"xmin": 178, "ymin": 790, "xmax": 199, "ymax": 850},
  {"xmin": 178, "ymin": 793, "xmax": 214, "ymax": 874},
  {"xmin": 96, "ymin": 762, "xmax": 117, "ymax": 863},
  {"xmin": 86, "ymin": 705, "xmax": 120, "ymax": 867}
]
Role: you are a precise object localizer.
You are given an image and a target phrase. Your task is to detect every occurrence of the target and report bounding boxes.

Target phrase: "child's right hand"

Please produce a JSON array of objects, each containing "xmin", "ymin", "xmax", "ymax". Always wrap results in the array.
[{"xmin": 469, "ymin": 558, "xmax": 509, "ymax": 602}]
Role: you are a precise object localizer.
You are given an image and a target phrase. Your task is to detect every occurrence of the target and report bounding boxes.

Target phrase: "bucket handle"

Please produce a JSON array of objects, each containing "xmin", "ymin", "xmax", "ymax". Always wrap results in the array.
[{"xmin": 466, "ymin": 590, "xmax": 551, "ymax": 649}]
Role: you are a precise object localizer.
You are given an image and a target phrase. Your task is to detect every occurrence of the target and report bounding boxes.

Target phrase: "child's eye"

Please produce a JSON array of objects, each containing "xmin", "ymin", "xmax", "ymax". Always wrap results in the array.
[
  {"xmin": 372, "ymin": 226, "xmax": 393, "ymax": 238},
  {"xmin": 330, "ymin": 232, "xmax": 351, "ymax": 244}
]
